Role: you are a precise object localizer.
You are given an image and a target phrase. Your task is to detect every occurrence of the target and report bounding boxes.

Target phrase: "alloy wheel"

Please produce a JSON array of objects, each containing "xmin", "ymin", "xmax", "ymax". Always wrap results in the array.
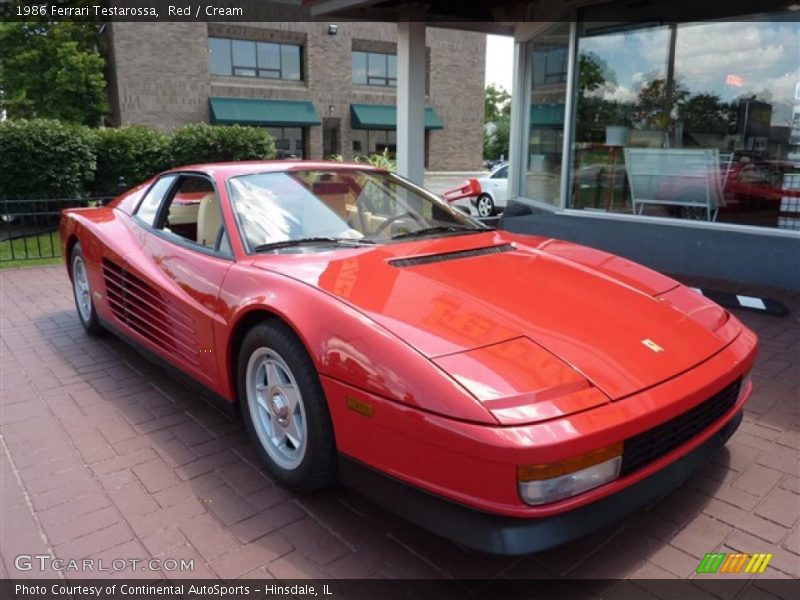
[{"xmin": 245, "ymin": 347, "xmax": 308, "ymax": 470}]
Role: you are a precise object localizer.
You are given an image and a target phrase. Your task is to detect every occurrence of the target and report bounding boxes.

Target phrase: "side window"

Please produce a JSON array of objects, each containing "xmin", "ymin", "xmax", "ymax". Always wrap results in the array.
[
  {"xmin": 158, "ymin": 176, "xmax": 230, "ymax": 255},
  {"xmin": 492, "ymin": 166, "xmax": 508, "ymax": 180},
  {"xmin": 136, "ymin": 175, "xmax": 177, "ymax": 225}
]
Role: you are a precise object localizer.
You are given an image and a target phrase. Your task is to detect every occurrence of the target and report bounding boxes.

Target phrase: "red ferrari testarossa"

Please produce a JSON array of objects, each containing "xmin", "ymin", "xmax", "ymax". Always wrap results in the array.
[{"xmin": 61, "ymin": 162, "xmax": 757, "ymax": 554}]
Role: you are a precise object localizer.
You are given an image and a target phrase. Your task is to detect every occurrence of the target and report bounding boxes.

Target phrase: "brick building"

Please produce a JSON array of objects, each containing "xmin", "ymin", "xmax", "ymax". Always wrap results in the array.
[{"xmin": 104, "ymin": 21, "xmax": 486, "ymax": 170}]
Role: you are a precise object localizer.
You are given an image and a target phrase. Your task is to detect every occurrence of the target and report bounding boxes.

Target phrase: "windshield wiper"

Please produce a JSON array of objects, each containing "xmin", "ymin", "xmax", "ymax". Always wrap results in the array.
[
  {"xmin": 390, "ymin": 225, "xmax": 493, "ymax": 240},
  {"xmin": 253, "ymin": 237, "xmax": 375, "ymax": 252}
]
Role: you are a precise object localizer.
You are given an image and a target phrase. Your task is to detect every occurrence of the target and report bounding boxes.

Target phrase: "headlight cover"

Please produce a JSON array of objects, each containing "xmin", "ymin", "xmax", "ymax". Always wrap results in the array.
[
  {"xmin": 517, "ymin": 443, "xmax": 622, "ymax": 505},
  {"xmin": 432, "ymin": 337, "xmax": 609, "ymax": 425}
]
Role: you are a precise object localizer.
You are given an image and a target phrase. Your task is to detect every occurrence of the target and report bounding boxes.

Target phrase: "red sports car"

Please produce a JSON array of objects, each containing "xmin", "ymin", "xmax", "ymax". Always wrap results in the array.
[{"xmin": 60, "ymin": 162, "xmax": 757, "ymax": 555}]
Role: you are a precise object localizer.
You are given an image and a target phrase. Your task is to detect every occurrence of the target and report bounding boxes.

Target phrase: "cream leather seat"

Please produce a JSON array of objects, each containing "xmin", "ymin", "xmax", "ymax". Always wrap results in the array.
[{"xmin": 196, "ymin": 193, "xmax": 222, "ymax": 248}]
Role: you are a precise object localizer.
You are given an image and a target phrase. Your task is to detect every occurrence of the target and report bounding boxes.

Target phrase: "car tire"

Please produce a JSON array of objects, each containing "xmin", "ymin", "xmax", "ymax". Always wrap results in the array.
[
  {"xmin": 476, "ymin": 194, "xmax": 496, "ymax": 217},
  {"xmin": 238, "ymin": 320, "xmax": 336, "ymax": 492},
  {"xmin": 70, "ymin": 243, "xmax": 104, "ymax": 336}
]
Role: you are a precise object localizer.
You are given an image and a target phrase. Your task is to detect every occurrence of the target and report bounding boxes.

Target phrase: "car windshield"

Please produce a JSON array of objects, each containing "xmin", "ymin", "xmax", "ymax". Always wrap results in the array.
[{"xmin": 227, "ymin": 169, "xmax": 488, "ymax": 252}]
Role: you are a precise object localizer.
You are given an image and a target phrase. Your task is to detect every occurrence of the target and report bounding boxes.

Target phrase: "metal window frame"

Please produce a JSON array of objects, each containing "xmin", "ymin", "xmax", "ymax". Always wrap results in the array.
[
  {"xmin": 211, "ymin": 36, "xmax": 303, "ymax": 81},
  {"xmin": 362, "ymin": 50, "xmax": 397, "ymax": 88},
  {"xmin": 558, "ymin": 18, "xmax": 578, "ymax": 212},
  {"xmin": 510, "ymin": 19, "xmax": 574, "ymax": 212}
]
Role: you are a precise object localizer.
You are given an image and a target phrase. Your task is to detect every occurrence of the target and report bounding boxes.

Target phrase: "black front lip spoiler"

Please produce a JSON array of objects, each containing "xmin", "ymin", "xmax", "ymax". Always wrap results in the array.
[{"xmin": 339, "ymin": 410, "xmax": 743, "ymax": 556}]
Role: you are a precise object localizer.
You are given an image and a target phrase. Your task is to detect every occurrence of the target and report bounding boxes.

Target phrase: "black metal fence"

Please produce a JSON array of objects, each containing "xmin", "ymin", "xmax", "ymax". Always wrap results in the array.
[{"xmin": 0, "ymin": 197, "xmax": 113, "ymax": 263}]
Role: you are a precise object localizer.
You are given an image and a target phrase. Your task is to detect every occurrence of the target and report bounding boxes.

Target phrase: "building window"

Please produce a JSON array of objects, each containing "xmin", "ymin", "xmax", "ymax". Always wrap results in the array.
[
  {"xmin": 352, "ymin": 51, "xmax": 397, "ymax": 87},
  {"xmin": 208, "ymin": 37, "xmax": 302, "ymax": 80},
  {"xmin": 267, "ymin": 126, "xmax": 305, "ymax": 159},
  {"xmin": 567, "ymin": 13, "xmax": 800, "ymax": 230},
  {"xmin": 532, "ymin": 46, "xmax": 568, "ymax": 86},
  {"xmin": 352, "ymin": 129, "xmax": 397, "ymax": 156},
  {"xmin": 351, "ymin": 129, "xmax": 430, "ymax": 167}
]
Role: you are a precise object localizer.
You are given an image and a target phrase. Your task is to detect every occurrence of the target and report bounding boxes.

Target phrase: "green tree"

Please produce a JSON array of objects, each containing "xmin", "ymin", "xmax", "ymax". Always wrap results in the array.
[
  {"xmin": 577, "ymin": 52, "xmax": 613, "ymax": 95},
  {"xmin": 484, "ymin": 119, "xmax": 510, "ymax": 162},
  {"xmin": 484, "ymin": 85, "xmax": 511, "ymax": 160},
  {"xmin": 631, "ymin": 76, "xmax": 690, "ymax": 130},
  {"xmin": 0, "ymin": 20, "xmax": 108, "ymax": 126},
  {"xmin": 484, "ymin": 84, "xmax": 511, "ymax": 123},
  {"xmin": 678, "ymin": 93, "xmax": 738, "ymax": 134}
]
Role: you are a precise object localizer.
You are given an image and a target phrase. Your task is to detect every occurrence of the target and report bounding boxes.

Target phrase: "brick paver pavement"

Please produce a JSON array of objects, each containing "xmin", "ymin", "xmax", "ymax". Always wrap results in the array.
[{"xmin": 1, "ymin": 266, "xmax": 798, "ymax": 592}]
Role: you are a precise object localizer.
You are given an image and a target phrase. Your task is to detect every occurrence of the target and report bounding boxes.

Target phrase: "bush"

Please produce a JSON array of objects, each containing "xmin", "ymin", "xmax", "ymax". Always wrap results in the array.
[
  {"xmin": 355, "ymin": 148, "xmax": 397, "ymax": 171},
  {"xmin": 92, "ymin": 126, "xmax": 169, "ymax": 196},
  {"xmin": 166, "ymin": 123, "xmax": 276, "ymax": 168},
  {"xmin": 0, "ymin": 119, "xmax": 278, "ymax": 200},
  {"xmin": 0, "ymin": 119, "xmax": 95, "ymax": 199}
]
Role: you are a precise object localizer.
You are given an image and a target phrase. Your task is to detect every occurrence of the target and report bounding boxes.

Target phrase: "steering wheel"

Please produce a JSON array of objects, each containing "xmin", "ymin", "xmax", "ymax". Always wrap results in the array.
[{"xmin": 372, "ymin": 211, "xmax": 422, "ymax": 237}]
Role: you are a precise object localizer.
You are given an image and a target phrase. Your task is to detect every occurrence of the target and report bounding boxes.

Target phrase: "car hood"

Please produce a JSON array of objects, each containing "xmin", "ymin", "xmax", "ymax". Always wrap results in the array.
[{"xmin": 252, "ymin": 231, "xmax": 736, "ymax": 402}]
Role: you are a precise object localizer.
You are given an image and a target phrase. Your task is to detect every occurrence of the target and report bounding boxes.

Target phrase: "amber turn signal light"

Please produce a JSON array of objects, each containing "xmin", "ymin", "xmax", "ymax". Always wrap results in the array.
[{"xmin": 517, "ymin": 442, "xmax": 624, "ymax": 482}]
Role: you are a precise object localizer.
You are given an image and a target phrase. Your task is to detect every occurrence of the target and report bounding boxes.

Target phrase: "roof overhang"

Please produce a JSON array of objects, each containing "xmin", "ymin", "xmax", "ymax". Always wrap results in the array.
[
  {"xmin": 306, "ymin": 0, "xmax": 793, "ymax": 32},
  {"xmin": 305, "ymin": 0, "xmax": 517, "ymax": 34}
]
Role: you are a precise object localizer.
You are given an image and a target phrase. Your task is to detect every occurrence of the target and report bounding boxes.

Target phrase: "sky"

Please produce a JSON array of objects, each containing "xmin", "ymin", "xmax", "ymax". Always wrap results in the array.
[
  {"xmin": 485, "ymin": 34, "xmax": 514, "ymax": 92},
  {"xmin": 484, "ymin": 23, "xmax": 798, "ymax": 126},
  {"xmin": 581, "ymin": 21, "xmax": 799, "ymax": 126}
]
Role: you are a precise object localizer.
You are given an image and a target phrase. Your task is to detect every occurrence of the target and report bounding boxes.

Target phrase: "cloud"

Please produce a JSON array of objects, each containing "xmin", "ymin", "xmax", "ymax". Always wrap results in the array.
[
  {"xmin": 588, "ymin": 84, "xmax": 638, "ymax": 103},
  {"xmin": 669, "ymin": 22, "xmax": 794, "ymax": 92}
]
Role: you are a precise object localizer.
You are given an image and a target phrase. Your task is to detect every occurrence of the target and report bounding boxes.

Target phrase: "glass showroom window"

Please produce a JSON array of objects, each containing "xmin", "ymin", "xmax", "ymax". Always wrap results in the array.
[
  {"xmin": 522, "ymin": 22, "xmax": 571, "ymax": 207},
  {"xmin": 352, "ymin": 51, "xmax": 397, "ymax": 87},
  {"xmin": 208, "ymin": 37, "xmax": 302, "ymax": 80},
  {"xmin": 267, "ymin": 127, "xmax": 305, "ymax": 159},
  {"xmin": 569, "ymin": 15, "xmax": 800, "ymax": 230}
]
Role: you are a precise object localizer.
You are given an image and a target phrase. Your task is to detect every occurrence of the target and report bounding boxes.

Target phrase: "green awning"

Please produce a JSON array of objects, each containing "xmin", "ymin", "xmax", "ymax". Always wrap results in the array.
[
  {"xmin": 530, "ymin": 103, "xmax": 565, "ymax": 127},
  {"xmin": 209, "ymin": 97, "xmax": 321, "ymax": 127},
  {"xmin": 350, "ymin": 104, "xmax": 444, "ymax": 130}
]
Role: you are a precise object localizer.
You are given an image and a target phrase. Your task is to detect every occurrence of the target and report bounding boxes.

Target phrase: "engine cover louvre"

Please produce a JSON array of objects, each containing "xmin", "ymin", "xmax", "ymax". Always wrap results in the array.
[
  {"xmin": 388, "ymin": 244, "xmax": 515, "ymax": 268},
  {"xmin": 101, "ymin": 259, "xmax": 199, "ymax": 366}
]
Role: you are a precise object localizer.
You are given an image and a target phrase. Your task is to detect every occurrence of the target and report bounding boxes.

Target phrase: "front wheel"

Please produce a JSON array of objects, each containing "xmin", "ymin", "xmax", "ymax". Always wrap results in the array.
[
  {"xmin": 238, "ymin": 321, "xmax": 336, "ymax": 491},
  {"xmin": 476, "ymin": 194, "xmax": 496, "ymax": 217},
  {"xmin": 70, "ymin": 243, "xmax": 103, "ymax": 336}
]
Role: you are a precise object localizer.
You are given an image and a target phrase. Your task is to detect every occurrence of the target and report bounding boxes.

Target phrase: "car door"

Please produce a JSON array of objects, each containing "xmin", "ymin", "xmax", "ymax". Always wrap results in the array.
[
  {"xmin": 491, "ymin": 165, "xmax": 509, "ymax": 204},
  {"xmin": 119, "ymin": 173, "xmax": 233, "ymax": 391}
]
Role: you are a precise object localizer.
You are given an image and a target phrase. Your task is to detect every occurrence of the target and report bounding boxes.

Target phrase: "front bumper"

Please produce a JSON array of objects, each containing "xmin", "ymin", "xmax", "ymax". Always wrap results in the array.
[{"xmin": 339, "ymin": 410, "xmax": 743, "ymax": 555}]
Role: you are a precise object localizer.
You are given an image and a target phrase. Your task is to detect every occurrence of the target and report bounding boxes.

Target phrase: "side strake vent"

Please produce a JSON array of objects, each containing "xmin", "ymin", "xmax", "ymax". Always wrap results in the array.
[
  {"xmin": 389, "ymin": 244, "xmax": 515, "ymax": 268},
  {"xmin": 101, "ymin": 259, "xmax": 199, "ymax": 367}
]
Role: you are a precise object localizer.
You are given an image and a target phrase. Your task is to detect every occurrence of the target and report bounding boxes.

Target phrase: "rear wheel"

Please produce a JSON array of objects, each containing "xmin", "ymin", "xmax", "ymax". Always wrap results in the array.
[
  {"xmin": 238, "ymin": 321, "xmax": 336, "ymax": 491},
  {"xmin": 70, "ymin": 243, "xmax": 103, "ymax": 336},
  {"xmin": 476, "ymin": 194, "xmax": 496, "ymax": 217}
]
